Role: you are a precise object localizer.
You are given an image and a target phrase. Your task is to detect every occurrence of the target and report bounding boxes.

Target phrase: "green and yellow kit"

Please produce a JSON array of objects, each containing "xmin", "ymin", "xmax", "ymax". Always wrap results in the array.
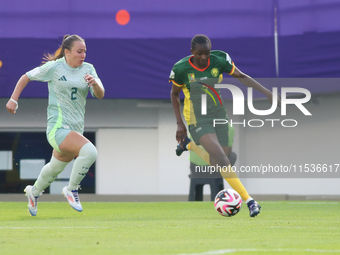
[{"xmin": 169, "ymin": 50, "xmax": 235, "ymax": 126}]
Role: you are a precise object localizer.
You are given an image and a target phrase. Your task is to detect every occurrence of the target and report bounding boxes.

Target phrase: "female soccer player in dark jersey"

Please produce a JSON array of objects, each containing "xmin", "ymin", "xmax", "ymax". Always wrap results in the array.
[{"xmin": 170, "ymin": 34, "xmax": 278, "ymax": 217}]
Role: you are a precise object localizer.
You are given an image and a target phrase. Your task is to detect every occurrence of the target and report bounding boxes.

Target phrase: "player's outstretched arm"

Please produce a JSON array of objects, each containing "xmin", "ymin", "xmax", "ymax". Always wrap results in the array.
[
  {"xmin": 231, "ymin": 66, "xmax": 281, "ymax": 107},
  {"xmin": 6, "ymin": 74, "xmax": 30, "ymax": 114}
]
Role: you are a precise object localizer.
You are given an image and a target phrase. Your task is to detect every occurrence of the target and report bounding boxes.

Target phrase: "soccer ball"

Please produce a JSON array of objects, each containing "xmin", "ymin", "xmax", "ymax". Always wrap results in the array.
[{"xmin": 214, "ymin": 189, "xmax": 242, "ymax": 217}]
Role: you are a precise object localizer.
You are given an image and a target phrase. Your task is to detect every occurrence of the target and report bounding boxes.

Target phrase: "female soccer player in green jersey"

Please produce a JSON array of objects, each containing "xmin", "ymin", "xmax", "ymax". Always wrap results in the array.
[
  {"xmin": 170, "ymin": 34, "xmax": 278, "ymax": 217},
  {"xmin": 6, "ymin": 34, "xmax": 105, "ymax": 216}
]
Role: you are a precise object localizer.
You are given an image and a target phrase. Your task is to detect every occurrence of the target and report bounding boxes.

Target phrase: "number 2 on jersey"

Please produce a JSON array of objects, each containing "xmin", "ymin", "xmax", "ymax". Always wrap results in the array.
[{"xmin": 71, "ymin": 87, "xmax": 77, "ymax": 100}]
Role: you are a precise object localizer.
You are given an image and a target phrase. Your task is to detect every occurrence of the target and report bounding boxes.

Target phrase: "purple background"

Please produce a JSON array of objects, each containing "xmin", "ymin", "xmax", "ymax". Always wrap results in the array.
[{"xmin": 1, "ymin": 0, "xmax": 340, "ymax": 99}]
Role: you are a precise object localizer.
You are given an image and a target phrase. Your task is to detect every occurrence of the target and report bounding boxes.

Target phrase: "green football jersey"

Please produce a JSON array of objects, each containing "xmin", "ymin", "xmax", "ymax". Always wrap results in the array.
[
  {"xmin": 169, "ymin": 50, "xmax": 235, "ymax": 125},
  {"xmin": 26, "ymin": 57, "xmax": 104, "ymax": 135}
]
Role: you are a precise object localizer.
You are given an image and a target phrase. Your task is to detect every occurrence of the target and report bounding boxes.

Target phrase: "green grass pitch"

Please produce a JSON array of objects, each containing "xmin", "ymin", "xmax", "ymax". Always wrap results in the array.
[{"xmin": 0, "ymin": 201, "xmax": 339, "ymax": 255}]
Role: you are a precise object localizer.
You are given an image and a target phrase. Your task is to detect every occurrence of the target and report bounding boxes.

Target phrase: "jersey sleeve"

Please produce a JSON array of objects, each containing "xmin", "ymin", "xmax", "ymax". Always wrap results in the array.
[
  {"xmin": 218, "ymin": 51, "xmax": 236, "ymax": 75},
  {"xmin": 26, "ymin": 61, "xmax": 56, "ymax": 82},
  {"xmin": 87, "ymin": 64, "xmax": 105, "ymax": 98},
  {"xmin": 169, "ymin": 66, "xmax": 185, "ymax": 87}
]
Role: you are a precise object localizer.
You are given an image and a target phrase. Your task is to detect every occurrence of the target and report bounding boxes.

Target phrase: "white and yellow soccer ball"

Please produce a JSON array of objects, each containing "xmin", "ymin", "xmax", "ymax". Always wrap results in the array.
[{"xmin": 214, "ymin": 189, "xmax": 242, "ymax": 217}]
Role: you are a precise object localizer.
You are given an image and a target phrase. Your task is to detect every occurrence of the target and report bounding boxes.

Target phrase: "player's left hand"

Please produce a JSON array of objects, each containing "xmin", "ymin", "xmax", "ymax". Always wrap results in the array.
[
  {"xmin": 266, "ymin": 92, "xmax": 281, "ymax": 108},
  {"xmin": 277, "ymin": 95, "xmax": 281, "ymax": 108},
  {"xmin": 84, "ymin": 74, "xmax": 98, "ymax": 88}
]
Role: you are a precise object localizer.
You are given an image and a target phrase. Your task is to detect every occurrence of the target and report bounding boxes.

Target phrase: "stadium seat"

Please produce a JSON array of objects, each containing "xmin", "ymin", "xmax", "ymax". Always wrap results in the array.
[{"xmin": 188, "ymin": 169, "xmax": 224, "ymax": 201}]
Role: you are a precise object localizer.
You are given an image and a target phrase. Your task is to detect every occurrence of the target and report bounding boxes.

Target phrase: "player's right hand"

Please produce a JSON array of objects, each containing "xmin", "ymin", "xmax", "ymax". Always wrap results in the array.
[
  {"xmin": 176, "ymin": 122, "xmax": 187, "ymax": 143},
  {"xmin": 6, "ymin": 99, "xmax": 18, "ymax": 114}
]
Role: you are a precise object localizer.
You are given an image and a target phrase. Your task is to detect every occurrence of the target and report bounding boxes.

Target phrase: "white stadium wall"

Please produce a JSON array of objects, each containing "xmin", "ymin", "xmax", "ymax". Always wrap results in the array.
[{"xmin": 0, "ymin": 96, "xmax": 339, "ymax": 196}]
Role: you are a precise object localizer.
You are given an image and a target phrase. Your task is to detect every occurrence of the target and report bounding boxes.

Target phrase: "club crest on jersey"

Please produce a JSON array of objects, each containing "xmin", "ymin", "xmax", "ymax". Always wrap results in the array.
[
  {"xmin": 211, "ymin": 68, "xmax": 219, "ymax": 77},
  {"xmin": 188, "ymin": 73, "xmax": 196, "ymax": 83}
]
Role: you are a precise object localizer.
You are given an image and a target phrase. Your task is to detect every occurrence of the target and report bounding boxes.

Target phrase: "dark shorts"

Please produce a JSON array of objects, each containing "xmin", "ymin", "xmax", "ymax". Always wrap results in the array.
[{"xmin": 189, "ymin": 118, "xmax": 229, "ymax": 147}]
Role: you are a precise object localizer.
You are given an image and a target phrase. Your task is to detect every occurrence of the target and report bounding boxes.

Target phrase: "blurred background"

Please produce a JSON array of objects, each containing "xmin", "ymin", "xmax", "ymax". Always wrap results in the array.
[{"xmin": 0, "ymin": 0, "xmax": 339, "ymax": 199}]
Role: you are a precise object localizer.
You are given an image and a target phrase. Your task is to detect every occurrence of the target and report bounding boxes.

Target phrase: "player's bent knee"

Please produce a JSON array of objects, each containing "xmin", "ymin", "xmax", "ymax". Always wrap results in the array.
[
  {"xmin": 79, "ymin": 142, "xmax": 97, "ymax": 162},
  {"xmin": 211, "ymin": 156, "xmax": 230, "ymax": 168},
  {"xmin": 49, "ymin": 155, "xmax": 69, "ymax": 175},
  {"xmin": 220, "ymin": 167, "xmax": 238, "ymax": 179}
]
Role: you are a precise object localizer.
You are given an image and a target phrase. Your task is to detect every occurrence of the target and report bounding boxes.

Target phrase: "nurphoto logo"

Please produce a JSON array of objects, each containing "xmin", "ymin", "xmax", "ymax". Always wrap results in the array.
[{"xmin": 201, "ymin": 84, "xmax": 312, "ymax": 128}]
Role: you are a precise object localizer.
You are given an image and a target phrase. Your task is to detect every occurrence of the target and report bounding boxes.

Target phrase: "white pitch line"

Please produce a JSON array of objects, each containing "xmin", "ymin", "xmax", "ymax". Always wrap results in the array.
[
  {"xmin": 270, "ymin": 226, "xmax": 339, "ymax": 229},
  {"xmin": 0, "ymin": 226, "xmax": 109, "ymax": 229},
  {"xmin": 176, "ymin": 248, "xmax": 340, "ymax": 255},
  {"xmin": 262, "ymin": 202, "xmax": 339, "ymax": 205},
  {"xmin": 287, "ymin": 202, "xmax": 339, "ymax": 205}
]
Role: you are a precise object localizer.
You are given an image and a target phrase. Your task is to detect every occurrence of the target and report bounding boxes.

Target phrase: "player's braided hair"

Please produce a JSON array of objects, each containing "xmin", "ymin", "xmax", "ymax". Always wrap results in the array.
[
  {"xmin": 42, "ymin": 34, "xmax": 85, "ymax": 63},
  {"xmin": 191, "ymin": 34, "xmax": 212, "ymax": 50}
]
